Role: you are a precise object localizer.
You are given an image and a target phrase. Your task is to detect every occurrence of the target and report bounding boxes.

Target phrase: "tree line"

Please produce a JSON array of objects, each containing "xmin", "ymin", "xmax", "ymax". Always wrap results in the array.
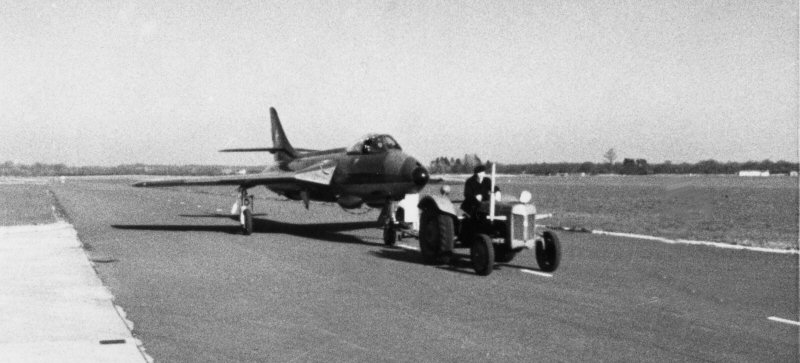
[
  {"xmin": 429, "ymin": 157, "xmax": 799, "ymax": 175},
  {"xmin": 1, "ymin": 158, "xmax": 797, "ymax": 177}
]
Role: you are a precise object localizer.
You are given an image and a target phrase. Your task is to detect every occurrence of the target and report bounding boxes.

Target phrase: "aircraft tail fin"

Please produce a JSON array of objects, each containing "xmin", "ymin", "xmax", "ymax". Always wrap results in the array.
[
  {"xmin": 218, "ymin": 108, "xmax": 300, "ymax": 162},
  {"xmin": 270, "ymin": 107, "xmax": 298, "ymax": 162}
]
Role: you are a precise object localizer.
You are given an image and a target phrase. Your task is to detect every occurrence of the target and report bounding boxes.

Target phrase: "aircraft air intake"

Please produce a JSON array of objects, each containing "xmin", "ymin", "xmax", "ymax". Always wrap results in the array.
[
  {"xmin": 400, "ymin": 157, "xmax": 429, "ymax": 189},
  {"xmin": 412, "ymin": 166, "xmax": 429, "ymax": 187}
]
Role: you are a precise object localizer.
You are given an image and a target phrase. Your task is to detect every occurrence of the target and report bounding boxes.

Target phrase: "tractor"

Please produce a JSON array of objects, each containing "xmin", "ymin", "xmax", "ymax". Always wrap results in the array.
[{"xmin": 394, "ymin": 168, "xmax": 561, "ymax": 276}]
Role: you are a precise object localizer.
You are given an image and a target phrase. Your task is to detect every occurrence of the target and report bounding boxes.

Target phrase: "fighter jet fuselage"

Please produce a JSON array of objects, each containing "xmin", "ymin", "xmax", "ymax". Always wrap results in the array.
[
  {"xmin": 135, "ymin": 108, "xmax": 430, "ymax": 211},
  {"xmin": 273, "ymin": 138, "xmax": 430, "ymax": 209}
]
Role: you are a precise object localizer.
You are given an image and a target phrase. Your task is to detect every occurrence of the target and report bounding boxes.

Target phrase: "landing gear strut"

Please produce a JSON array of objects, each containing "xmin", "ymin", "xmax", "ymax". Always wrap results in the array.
[{"xmin": 235, "ymin": 187, "xmax": 255, "ymax": 235}]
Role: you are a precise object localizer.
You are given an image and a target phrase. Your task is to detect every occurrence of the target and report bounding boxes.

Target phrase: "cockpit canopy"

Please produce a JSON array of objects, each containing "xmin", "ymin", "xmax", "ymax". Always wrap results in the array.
[{"xmin": 347, "ymin": 134, "xmax": 402, "ymax": 154}]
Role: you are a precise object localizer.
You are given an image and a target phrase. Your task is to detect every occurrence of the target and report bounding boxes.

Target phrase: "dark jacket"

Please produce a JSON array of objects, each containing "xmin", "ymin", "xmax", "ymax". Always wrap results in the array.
[{"xmin": 461, "ymin": 174, "xmax": 494, "ymax": 215}]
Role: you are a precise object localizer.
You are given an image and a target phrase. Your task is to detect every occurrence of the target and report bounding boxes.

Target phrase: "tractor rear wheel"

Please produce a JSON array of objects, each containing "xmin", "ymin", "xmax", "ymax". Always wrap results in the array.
[{"xmin": 419, "ymin": 210, "xmax": 454, "ymax": 264}]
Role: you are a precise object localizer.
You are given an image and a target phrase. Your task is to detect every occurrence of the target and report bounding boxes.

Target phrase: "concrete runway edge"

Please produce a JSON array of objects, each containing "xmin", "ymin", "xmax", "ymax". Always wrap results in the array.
[{"xmin": 0, "ymin": 222, "xmax": 152, "ymax": 363}]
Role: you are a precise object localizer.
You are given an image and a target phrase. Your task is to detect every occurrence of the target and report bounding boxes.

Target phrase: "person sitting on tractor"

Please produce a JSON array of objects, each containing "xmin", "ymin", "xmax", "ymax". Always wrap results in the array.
[{"xmin": 461, "ymin": 165, "xmax": 499, "ymax": 219}]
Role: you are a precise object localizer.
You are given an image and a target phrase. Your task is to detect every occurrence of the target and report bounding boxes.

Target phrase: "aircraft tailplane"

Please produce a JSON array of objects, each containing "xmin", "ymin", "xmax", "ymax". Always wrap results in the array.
[{"xmin": 270, "ymin": 107, "xmax": 298, "ymax": 162}]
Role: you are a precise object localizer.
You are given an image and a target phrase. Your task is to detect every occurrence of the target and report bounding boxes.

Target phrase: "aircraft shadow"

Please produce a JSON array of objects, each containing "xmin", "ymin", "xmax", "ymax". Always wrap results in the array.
[
  {"xmin": 251, "ymin": 218, "xmax": 380, "ymax": 245},
  {"xmin": 178, "ymin": 213, "xmax": 268, "ymax": 218},
  {"xmin": 112, "ymin": 224, "xmax": 242, "ymax": 234},
  {"xmin": 112, "ymin": 218, "xmax": 381, "ymax": 246}
]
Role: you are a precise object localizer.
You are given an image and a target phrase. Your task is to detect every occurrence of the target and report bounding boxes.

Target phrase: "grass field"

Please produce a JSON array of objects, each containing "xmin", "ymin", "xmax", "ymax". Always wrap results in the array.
[
  {"xmin": 0, "ymin": 183, "xmax": 57, "ymax": 226},
  {"xmin": 439, "ymin": 175, "xmax": 798, "ymax": 250},
  {"xmin": 9, "ymin": 175, "xmax": 798, "ymax": 250}
]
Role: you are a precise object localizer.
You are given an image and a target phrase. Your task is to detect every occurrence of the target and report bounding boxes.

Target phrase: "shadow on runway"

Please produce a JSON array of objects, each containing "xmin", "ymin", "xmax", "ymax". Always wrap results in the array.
[
  {"xmin": 496, "ymin": 262, "xmax": 549, "ymax": 273},
  {"xmin": 371, "ymin": 249, "xmax": 481, "ymax": 275},
  {"xmin": 112, "ymin": 217, "xmax": 381, "ymax": 245},
  {"xmin": 251, "ymin": 218, "xmax": 381, "ymax": 245},
  {"xmin": 179, "ymin": 213, "xmax": 268, "ymax": 218},
  {"xmin": 112, "ymin": 224, "xmax": 243, "ymax": 234},
  {"xmin": 370, "ymin": 249, "xmax": 424, "ymax": 265},
  {"xmin": 372, "ymin": 249, "xmax": 548, "ymax": 275}
]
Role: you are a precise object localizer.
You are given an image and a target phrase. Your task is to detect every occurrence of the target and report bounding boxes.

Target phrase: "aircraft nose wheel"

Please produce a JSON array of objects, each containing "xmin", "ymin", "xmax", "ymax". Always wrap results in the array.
[
  {"xmin": 381, "ymin": 203, "xmax": 403, "ymax": 246},
  {"xmin": 241, "ymin": 208, "xmax": 253, "ymax": 235},
  {"xmin": 383, "ymin": 226, "xmax": 397, "ymax": 246},
  {"xmin": 238, "ymin": 190, "xmax": 255, "ymax": 235}
]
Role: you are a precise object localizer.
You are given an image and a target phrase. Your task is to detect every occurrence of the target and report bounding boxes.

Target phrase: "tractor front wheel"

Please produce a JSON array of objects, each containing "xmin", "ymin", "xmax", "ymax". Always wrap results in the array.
[
  {"xmin": 470, "ymin": 233, "xmax": 494, "ymax": 276},
  {"xmin": 535, "ymin": 231, "xmax": 561, "ymax": 272}
]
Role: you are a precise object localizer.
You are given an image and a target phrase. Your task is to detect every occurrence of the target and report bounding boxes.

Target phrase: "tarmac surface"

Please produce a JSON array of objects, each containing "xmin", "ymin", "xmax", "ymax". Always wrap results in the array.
[{"xmin": 48, "ymin": 180, "xmax": 798, "ymax": 362}]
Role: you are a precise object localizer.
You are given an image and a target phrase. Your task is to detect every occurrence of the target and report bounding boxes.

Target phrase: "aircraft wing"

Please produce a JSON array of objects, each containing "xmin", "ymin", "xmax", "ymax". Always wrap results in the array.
[
  {"xmin": 133, "ymin": 161, "xmax": 336, "ymax": 189},
  {"xmin": 219, "ymin": 147, "xmax": 318, "ymax": 153}
]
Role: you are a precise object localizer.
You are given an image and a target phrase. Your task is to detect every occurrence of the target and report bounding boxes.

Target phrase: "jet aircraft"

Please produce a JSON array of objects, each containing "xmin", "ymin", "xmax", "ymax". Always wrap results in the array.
[{"xmin": 133, "ymin": 107, "xmax": 431, "ymax": 243}]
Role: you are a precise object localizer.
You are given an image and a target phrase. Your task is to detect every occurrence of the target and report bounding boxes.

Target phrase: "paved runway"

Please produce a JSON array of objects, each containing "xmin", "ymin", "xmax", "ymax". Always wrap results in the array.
[{"xmin": 51, "ymin": 180, "xmax": 798, "ymax": 362}]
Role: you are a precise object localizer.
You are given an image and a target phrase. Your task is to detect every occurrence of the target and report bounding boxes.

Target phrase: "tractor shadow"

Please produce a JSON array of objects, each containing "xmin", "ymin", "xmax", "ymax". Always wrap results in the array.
[
  {"xmin": 371, "ymin": 248, "xmax": 547, "ymax": 275},
  {"xmin": 369, "ymin": 249, "xmax": 425, "ymax": 265},
  {"xmin": 112, "ymin": 216, "xmax": 381, "ymax": 246},
  {"xmin": 495, "ymin": 262, "xmax": 551, "ymax": 273},
  {"xmin": 370, "ymin": 248, "xmax": 479, "ymax": 275}
]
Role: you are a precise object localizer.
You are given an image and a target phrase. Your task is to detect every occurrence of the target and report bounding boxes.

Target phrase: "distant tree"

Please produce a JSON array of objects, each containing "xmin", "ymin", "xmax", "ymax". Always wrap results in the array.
[
  {"xmin": 620, "ymin": 158, "xmax": 637, "ymax": 175},
  {"xmin": 428, "ymin": 156, "xmax": 454, "ymax": 173},
  {"xmin": 578, "ymin": 162, "xmax": 595, "ymax": 174},
  {"xmin": 462, "ymin": 154, "xmax": 482, "ymax": 173},
  {"xmin": 453, "ymin": 158, "xmax": 464, "ymax": 173},
  {"xmin": 773, "ymin": 160, "xmax": 797, "ymax": 174},
  {"xmin": 635, "ymin": 159, "xmax": 650, "ymax": 175},
  {"xmin": 619, "ymin": 158, "xmax": 649, "ymax": 175},
  {"xmin": 52, "ymin": 163, "xmax": 67, "ymax": 174},
  {"xmin": 692, "ymin": 159, "xmax": 721, "ymax": 174},
  {"xmin": 653, "ymin": 160, "xmax": 674, "ymax": 174},
  {"xmin": 604, "ymin": 148, "xmax": 617, "ymax": 165}
]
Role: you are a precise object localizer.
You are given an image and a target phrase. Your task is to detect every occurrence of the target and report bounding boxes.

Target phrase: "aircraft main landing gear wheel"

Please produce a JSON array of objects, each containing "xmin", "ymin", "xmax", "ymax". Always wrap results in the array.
[
  {"xmin": 470, "ymin": 233, "xmax": 494, "ymax": 276},
  {"xmin": 536, "ymin": 231, "xmax": 561, "ymax": 272},
  {"xmin": 241, "ymin": 209, "xmax": 253, "ymax": 235},
  {"xmin": 380, "ymin": 201, "xmax": 401, "ymax": 246},
  {"xmin": 383, "ymin": 226, "xmax": 397, "ymax": 246}
]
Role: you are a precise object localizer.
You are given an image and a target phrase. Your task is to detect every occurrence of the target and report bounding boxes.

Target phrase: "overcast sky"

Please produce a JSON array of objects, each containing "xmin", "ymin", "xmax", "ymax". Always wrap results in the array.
[{"xmin": 1, "ymin": 0, "xmax": 797, "ymax": 166}]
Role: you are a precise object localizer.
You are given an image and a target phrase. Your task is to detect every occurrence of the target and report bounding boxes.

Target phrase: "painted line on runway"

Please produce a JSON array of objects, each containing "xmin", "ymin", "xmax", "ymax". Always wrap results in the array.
[
  {"xmin": 520, "ymin": 269, "xmax": 553, "ymax": 278},
  {"xmin": 396, "ymin": 244, "xmax": 419, "ymax": 251},
  {"xmin": 768, "ymin": 316, "xmax": 800, "ymax": 326},
  {"xmin": 588, "ymin": 230, "xmax": 798, "ymax": 255}
]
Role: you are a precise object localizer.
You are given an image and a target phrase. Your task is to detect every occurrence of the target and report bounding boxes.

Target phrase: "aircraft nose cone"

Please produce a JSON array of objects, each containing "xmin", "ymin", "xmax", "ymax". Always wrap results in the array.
[
  {"xmin": 400, "ymin": 156, "xmax": 429, "ymax": 190},
  {"xmin": 412, "ymin": 165, "xmax": 430, "ymax": 187}
]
